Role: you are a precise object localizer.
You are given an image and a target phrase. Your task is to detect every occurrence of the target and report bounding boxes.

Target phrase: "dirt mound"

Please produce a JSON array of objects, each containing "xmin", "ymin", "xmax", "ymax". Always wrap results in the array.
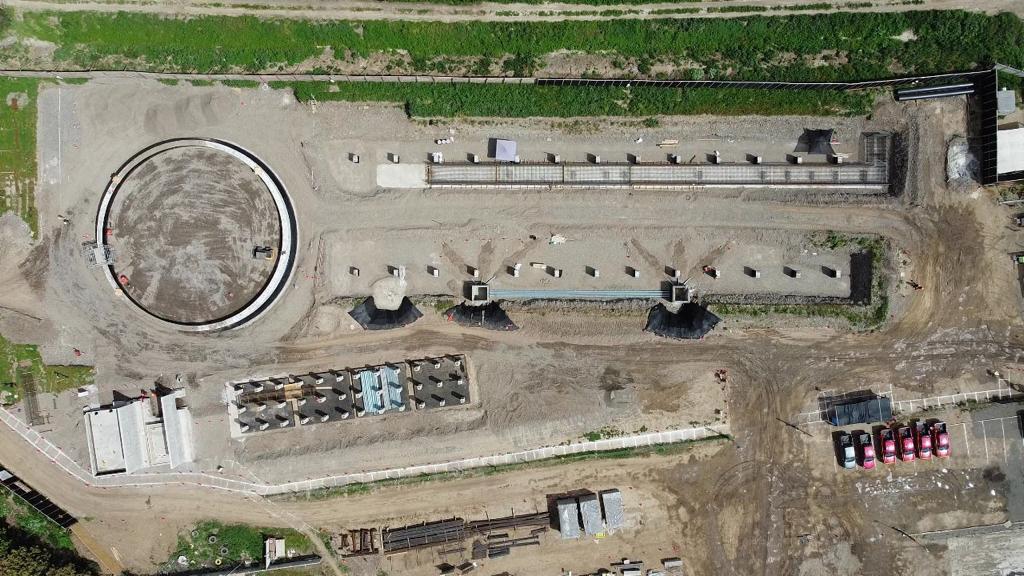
[
  {"xmin": 445, "ymin": 301, "xmax": 518, "ymax": 331},
  {"xmin": 348, "ymin": 297, "xmax": 422, "ymax": 330},
  {"xmin": 644, "ymin": 303, "xmax": 721, "ymax": 340}
]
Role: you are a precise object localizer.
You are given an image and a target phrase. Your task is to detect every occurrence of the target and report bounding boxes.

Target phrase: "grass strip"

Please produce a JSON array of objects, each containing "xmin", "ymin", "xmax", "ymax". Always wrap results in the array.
[
  {"xmin": 273, "ymin": 434, "xmax": 730, "ymax": 502},
  {"xmin": 0, "ymin": 334, "xmax": 94, "ymax": 400},
  {"xmin": 169, "ymin": 521, "xmax": 314, "ymax": 569},
  {"xmin": 0, "ymin": 490, "xmax": 73, "ymax": 550},
  {"xmin": 0, "ymin": 77, "xmax": 39, "ymax": 236},
  {"xmin": 1, "ymin": 10, "xmax": 1022, "ymax": 79},
  {"xmin": 274, "ymin": 81, "xmax": 875, "ymax": 117}
]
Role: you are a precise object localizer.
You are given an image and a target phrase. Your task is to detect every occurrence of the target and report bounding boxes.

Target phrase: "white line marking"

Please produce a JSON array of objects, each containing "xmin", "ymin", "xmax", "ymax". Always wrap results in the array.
[
  {"xmin": 1001, "ymin": 419, "xmax": 1008, "ymax": 463},
  {"xmin": 975, "ymin": 416, "xmax": 1018, "ymax": 424},
  {"xmin": 960, "ymin": 422, "xmax": 970, "ymax": 458},
  {"xmin": 982, "ymin": 421, "xmax": 990, "ymax": 462}
]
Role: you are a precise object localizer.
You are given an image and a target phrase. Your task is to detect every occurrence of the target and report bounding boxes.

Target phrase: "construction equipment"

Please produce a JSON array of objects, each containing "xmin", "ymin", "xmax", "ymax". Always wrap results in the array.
[{"xmin": 253, "ymin": 245, "xmax": 275, "ymax": 260}]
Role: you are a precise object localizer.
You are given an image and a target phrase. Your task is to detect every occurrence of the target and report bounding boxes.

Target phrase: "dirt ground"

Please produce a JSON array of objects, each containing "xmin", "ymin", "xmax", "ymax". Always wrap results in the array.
[
  {"xmin": 0, "ymin": 78, "xmax": 1022, "ymax": 576},
  {"xmin": 2, "ymin": 0, "xmax": 1022, "ymax": 26}
]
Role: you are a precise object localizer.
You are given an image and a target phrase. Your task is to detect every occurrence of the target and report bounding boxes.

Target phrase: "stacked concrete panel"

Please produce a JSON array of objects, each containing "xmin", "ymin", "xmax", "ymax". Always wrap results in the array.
[
  {"xmin": 578, "ymin": 494, "xmax": 604, "ymax": 535},
  {"xmin": 556, "ymin": 498, "xmax": 581, "ymax": 539},
  {"xmin": 600, "ymin": 489, "xmax": 624, "ymax": 531}
]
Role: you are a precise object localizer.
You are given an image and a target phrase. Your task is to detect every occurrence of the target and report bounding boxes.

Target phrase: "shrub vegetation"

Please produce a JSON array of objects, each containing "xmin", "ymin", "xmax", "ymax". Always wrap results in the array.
[
  {"xmin": 1, "ymin": 10, "xmax": 1021, "ymax": 79},
  {"xmin": 277, "ymin": 81, "xmax": 875, "ymax": 117}
]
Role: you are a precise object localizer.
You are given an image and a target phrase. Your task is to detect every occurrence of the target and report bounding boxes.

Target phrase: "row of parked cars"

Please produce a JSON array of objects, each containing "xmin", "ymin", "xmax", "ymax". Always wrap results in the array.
[{"xmin": 837, "ymin": 421, "xmax": 950, "ymax": 469}]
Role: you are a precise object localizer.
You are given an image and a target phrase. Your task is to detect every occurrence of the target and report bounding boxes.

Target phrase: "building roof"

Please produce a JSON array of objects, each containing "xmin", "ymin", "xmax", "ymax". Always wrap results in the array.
[
  {"xmin": 494, "ymin": 139, "xmax": 518, "ymax": 162},
  {"xmin": 85, "ymin": 409, "xmax": 126, "ymax": 474},
  {"xmin": 116, "ymin": 401, "xmax": 150, "ymax": 474},
  {"xmin": 161, "ymin": 392, "xmax": 194, "ymax": 469},
  {"xmin": 556, "ymin": 498, "xmax": 581, "ymax": 539},
  {"xmin": 85, "ymin": 391, "xmax": 195, "ymax": 476}
]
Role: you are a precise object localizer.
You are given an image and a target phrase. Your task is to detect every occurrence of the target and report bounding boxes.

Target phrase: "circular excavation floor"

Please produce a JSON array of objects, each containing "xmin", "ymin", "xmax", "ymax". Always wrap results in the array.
[{"xmin": 98, "ymin": 140, "xmax": 296, "ymax": 331}]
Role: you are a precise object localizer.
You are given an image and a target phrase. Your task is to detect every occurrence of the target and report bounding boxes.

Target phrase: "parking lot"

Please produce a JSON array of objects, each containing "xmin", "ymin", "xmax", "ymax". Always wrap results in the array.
[
  {"xmin": 814, "ymin": 405, "xmax": 1023, "ymax": 475},
  {"xmin": 796, "ymin": 401, "xmax": 1024, "ymax": 538},
  {"xmin": 804, "ymin": 400, "xmax": 1024, "ymax": 519}
]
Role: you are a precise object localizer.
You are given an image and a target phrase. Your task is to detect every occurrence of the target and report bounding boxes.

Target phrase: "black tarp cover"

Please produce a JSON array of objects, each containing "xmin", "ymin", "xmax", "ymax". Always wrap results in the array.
[
  {"xmin": 794, "ymin": 128, "xmax": 837, "ymax": 155},
  {"xmin": 644, "ymin": 303, "xmax": 720, "ymax": 340},
  {"xmin": 827, "ymin": 397, "xmax": 893, "ymax": 426},
  {"xmin": 445, "ymin": 301, "xmax": 518, "ymax": 331},
  {"xmin": 348, "ymin": 297, "xmax": 423, "ymax": 330}
]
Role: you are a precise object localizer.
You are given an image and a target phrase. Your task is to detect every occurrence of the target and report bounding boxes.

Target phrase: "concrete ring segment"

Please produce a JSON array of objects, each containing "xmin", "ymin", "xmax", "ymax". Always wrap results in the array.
[{"xmin": 96, "ymin": 139, "xmax": 297, "ymax": 332}]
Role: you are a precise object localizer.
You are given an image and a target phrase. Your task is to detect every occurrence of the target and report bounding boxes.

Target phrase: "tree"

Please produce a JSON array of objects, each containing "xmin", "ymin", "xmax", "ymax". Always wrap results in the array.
[{"xmin": 0, "ymin": 525, "xmax": 97, "ymax": 576}]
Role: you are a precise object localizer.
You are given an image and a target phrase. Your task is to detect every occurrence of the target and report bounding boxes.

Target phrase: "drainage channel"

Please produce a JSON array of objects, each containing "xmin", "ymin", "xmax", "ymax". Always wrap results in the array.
[{"xmin": 488, "ymin": 289, "xmax": 667, "ymax": 300}]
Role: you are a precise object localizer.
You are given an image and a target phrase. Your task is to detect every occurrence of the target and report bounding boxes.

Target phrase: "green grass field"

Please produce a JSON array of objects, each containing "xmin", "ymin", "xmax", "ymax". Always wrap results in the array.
[
  {"xmin": 276, "ymin": 81, "xmax": 875, "ymax": 117},
  {"xmin": 0, "ymin": 335, "xmax": 95, "ymax": 401},
  {"xmin": 1, "ymin": 10, "xmax": 1021, "ymax": 79},
  {"xmin": 0, "ymin": 490, "xmax": 74, "ymax": 551},
  {"xmin": 169, "ymin": 521, "xmax": 314, "ymax": 570},
  {"xmin": 0, "ymin": 77, "xmax": 39, "ymax": 236},
  {"xmin": 277, "ymin": 435, "xmax": 729, "ymax": 501}
]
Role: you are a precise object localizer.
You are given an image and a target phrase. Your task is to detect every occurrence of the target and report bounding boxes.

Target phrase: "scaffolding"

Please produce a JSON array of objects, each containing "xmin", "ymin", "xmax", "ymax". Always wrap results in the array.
[{"xmin": 428, "ymin": 134, "xmax": 890, "ymax": 189}]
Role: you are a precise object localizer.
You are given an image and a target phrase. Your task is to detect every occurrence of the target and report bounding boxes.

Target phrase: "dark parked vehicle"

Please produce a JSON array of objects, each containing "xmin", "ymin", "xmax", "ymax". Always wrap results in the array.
[{"xmin": 837, "ymin": 432, "xmax": 856, "ymax": 469}]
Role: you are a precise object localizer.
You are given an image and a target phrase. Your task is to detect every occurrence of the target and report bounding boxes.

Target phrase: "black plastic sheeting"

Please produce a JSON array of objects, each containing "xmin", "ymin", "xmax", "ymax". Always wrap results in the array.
[
  {"xmin": 348, "ymin": 297, "xmax": 423, "ymax": 330},
  {"xmin": 644, "ymin": 303, "xmax": 720, "ymax": 340},
  {"xmin": 827, "ymin": 397, "xmax": 892, "ymax": 426},
  {"xmin": 445, "ymin": 301, "xmax": 518, "ymax": 331},
  {"xmin": 794, "ymin": 129, "xmax": 837, "ymax": 155}
]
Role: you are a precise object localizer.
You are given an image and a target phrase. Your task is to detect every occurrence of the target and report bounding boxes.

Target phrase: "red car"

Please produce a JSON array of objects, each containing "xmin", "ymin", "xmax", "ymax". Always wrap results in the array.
[
  {"xmin": 879, "ymin": 429, "xmax": 897, "ymax": 464},
  {"xmin": 857, "ymin": 433, "xmax": 876, "ymax": 469},
  {"xmin": 931, "ymin": 422, "xmax": 950, "ymax": 458},
  {"xmin": 915, "ymin": 422, "xmax": 933, "ymax": 460},
  {"xmin": 897, "ymin": 426, "xmax": 915, "ymax": 462}
]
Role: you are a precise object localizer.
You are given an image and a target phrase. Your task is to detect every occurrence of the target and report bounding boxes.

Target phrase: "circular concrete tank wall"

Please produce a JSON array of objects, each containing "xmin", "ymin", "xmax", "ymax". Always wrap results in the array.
[{"xmin": 97, "ymin": 139, "xmax": 296, "ymax": 332}]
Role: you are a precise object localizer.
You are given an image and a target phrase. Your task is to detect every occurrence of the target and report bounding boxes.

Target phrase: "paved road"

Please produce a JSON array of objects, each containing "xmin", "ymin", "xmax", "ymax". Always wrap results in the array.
[
  {"xmin": 3, "ymin": 0, "xmax": 1022, "ymax": 21},
  {"xmin": 0, "ymin": 405, "xmax": 725, "ymax": 496}
]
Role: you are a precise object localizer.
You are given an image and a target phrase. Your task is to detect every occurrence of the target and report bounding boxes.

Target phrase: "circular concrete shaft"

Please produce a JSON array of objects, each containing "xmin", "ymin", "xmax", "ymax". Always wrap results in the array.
[{"xmin": 97, "ymin": 139, "xmax": 296, "ymax": 331}]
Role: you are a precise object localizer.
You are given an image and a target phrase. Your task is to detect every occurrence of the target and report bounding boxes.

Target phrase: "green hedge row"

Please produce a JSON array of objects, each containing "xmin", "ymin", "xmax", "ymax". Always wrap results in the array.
[
  {"xmin": 3, "ymin": 10, "xmax": 1022, "ymax": 78},
  {"xmin": 276, "ymin": 81, "xmax": 874, "ymax": 117}
]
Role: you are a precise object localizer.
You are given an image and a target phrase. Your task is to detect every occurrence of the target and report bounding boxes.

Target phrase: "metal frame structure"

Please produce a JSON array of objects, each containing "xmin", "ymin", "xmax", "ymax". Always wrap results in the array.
[{"xmin": 429, "ymin": 133, "xmax": 891, "ymax": 190}]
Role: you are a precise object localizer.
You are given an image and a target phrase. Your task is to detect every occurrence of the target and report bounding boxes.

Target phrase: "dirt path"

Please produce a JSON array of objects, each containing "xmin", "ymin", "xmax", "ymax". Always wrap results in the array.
[
  {"xmin": 70, "ymin": 525, "xmax": 124, "ymax": 575},
  {"xmin": 1, "ymin": 84, "xmax": 1022, "ymax": 575},
  {"xmin": 3, "ymin": 0, "xmax": 1022, "ymax": 22}
]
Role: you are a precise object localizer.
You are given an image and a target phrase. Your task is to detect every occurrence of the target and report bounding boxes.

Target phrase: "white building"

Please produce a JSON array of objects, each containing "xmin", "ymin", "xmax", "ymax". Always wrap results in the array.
[{"xmin": 84, "ymin": 389, "xmax": 194, "ymax": 475}]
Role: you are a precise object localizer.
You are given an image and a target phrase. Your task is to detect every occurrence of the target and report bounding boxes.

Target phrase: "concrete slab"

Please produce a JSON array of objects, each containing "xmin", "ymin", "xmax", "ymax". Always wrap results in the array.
[
  {"xmin": 377, "ymin": 164, "xmax": 427, "ymax": 188},
  {"xmin": 997, "ymin": 127, "xmax": 1024, "ymax": 174}
]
